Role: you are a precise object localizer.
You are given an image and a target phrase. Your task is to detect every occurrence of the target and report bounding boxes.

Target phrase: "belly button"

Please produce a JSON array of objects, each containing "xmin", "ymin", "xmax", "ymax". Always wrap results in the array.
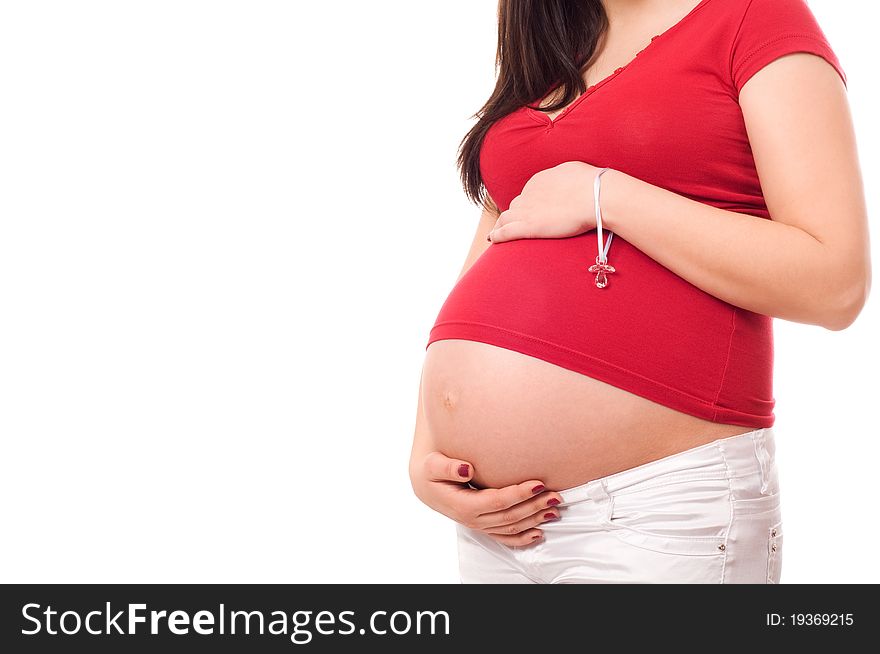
[{"xmin": 442, "ymin": 389, "xmax": 458, "ymax": 410}]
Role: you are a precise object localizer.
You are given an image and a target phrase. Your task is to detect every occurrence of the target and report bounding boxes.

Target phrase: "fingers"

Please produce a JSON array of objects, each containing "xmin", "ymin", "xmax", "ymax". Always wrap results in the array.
[
  {"xmin": 486, "ymin": 529, "xmax": 545, "ymax": 548},
  {"xmin": 472, "ymin": 489, "xmax": 563, "ymax": 530},
  {"xmin": 493, "ymin": 197, "xmax": 520, "ymax": 228},
  {"xmin": 423, "ymin": 450, "xmax": 474, "ymax": 483},
  {"xmin": 488, "ymin": 205, "xmax": 553, "ymax": 243},
  {"xmin": 482, "ymin": 506, "xmax": 560, "ymax": 536},
  {"xmin": 486, "ymin": 212, "xmax": 502, "ymax": 243},
  {"xmin": 488, "ymin": 220, "xmax": 535, "ymax": 243},
  {"xmin": 486, "ymin": 207, "xmax": 514, "ymax": 242},
  {"xmin": 473, "ymin": 479, "xmax": 553, "ymax": 516}
]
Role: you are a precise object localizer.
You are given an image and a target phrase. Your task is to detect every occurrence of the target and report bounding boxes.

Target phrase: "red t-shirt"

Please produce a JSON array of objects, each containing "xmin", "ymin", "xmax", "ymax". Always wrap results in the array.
[{"xmin": 426, "ymin": 0, "xmax": 846, "ymax": 428}]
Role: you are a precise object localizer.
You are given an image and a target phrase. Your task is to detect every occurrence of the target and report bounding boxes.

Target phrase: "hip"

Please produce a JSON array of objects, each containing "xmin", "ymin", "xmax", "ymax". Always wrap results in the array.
[{"xmin": 456, "ymin": 426, "xmax": 783, "ymax": 583}]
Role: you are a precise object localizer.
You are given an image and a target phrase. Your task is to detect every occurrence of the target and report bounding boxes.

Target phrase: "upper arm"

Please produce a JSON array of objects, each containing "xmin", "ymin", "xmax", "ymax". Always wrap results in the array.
[
  {"xmin": 739, "ymin": 53, "xmax": 870, "ymax": 297},
  {"xmin": 455, "ymin": 194, "xmax": 500, "ymax": 282}
]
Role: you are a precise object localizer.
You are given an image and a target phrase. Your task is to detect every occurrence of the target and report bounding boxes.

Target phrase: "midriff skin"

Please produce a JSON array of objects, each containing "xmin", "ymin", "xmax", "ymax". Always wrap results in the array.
[{"xmin": 421, "ymin": 338, "xmax": 754, "ymax": 491}]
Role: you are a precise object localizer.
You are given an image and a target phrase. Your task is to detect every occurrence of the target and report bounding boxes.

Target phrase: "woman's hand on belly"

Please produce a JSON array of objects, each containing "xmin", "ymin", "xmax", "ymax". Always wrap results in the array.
[
  {"xmin": 487, "ymin": 161, "xmax": 600, "ymax": 243},
  {"xmin": 410, "ymin": 450, "xmax": 563, "ymax": 547}
]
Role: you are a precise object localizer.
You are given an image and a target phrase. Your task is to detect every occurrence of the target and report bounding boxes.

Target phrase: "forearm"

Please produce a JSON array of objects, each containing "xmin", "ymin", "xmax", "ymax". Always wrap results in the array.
[{"xmin": 600, "ymin": 169, "xmax": 863, "ymax": 330}]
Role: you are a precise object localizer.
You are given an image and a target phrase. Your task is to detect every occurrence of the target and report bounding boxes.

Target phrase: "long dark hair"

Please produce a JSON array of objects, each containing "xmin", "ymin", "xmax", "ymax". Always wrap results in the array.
[{"xmin": 457, "ymin": 0, "xmax": 608, "ymax": 212}]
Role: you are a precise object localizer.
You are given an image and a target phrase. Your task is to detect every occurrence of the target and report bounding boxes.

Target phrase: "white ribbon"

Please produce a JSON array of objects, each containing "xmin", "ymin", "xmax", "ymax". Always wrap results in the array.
[{"xmin": 593, "ymin": 167, "xmax": 614, "ymax": 263}]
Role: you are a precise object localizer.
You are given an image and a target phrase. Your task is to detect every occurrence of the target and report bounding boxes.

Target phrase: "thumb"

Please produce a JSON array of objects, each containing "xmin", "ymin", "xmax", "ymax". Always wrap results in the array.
[{"xmin": 424, "ymin": 451, "xmax": 475, "ymax": 483}]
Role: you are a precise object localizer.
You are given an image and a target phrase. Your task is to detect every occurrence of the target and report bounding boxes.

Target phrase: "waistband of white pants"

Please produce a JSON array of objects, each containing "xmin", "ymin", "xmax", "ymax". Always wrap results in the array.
[{"xmin": 556, "ymin": 426, "xmax": 775, "ymax": 506}]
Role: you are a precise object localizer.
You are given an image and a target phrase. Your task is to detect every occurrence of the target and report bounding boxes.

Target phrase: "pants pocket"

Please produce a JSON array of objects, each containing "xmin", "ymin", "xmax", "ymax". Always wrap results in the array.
[
  {"xmin": 724, "ymin": 492, "xmax": 783, "ymax": 583},
  {"xmin": 766, "ymin": 521, "xmax": 783, "ymax": 584},
  {"xmin": 605, "ymin": 476, "xmax": 731, "ymax": 557}
]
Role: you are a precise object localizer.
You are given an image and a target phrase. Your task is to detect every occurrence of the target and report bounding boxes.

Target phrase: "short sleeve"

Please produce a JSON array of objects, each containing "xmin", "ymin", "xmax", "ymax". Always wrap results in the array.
[{"xmin": 730, "ymin": 0, "xmax": 846, "ymax": 94}]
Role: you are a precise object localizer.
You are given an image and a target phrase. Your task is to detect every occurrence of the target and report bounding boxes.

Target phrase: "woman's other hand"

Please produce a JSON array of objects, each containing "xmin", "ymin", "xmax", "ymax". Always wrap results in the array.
[
  {"xmin": 487, "ymin": 161, "xmax": 602, "ymax": 243},
  {"xmin": 410, "ymin": 450, "xmax": 562, "ymax": 546}
]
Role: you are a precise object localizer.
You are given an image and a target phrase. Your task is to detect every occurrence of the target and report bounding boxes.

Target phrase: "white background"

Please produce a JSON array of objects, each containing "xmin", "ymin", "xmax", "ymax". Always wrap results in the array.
[{"xmin": 0, "ymin": 1, "xmax": 876, "ymax": 583}]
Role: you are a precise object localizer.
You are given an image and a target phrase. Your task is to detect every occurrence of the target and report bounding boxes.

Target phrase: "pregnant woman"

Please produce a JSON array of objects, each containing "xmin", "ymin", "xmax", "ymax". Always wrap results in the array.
[{"xmin": 410, "ymin": 0, "xmax": 870, "ymax": 583}]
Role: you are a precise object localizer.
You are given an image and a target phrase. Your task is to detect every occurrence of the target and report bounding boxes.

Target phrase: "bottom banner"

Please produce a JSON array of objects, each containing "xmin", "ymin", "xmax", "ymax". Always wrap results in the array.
[{"xmin": 0, "ymin": 584, "xmax": 870, "ymax": 652}]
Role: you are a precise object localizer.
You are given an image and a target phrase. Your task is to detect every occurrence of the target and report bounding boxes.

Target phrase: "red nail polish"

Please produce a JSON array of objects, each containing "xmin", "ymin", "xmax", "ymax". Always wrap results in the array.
[
  {"xmin": 458, "ymin": 464, "xmax": 470, "ymax": 477},
  {"xmin": 546, "ymin": 498, "xmax": 560, "ymax": 506},
  {"xmin": 531, "ymin": 533, "xmax": 542, "ymax": 541},
  {"xmin": 543, "ymin": 512, "xmax": 558, "ymax": 520},
  {"xmin": 531, "ymin": 484, "xmax": 545, "ymax": 494}
]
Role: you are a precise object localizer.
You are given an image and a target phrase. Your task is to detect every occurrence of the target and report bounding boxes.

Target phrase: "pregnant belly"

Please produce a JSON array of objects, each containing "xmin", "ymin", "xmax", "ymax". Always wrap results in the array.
[{"xmin": 422, "ymin": 339, "xmax": 753, "ymax": 491}]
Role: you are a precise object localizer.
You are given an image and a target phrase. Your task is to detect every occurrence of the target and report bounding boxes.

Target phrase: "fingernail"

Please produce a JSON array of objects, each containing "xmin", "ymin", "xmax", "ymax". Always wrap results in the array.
[
  {"xmin": 546, "ymin": 498, "xmax": 560, "ymax": 506},
  {"xmin": 457, "ymin": 464, "xmax": 470, "ymax": 478},
  {"xmin": 531, "ymin": 533, "xmax": 543, "ymax": 541},
  {"xmin": 543, "ymin": 512, "xmax": 559, "ymax": 521},
  {"xmin": 531, "ymin": 484, "xmax": 545, "ymax": 494}
]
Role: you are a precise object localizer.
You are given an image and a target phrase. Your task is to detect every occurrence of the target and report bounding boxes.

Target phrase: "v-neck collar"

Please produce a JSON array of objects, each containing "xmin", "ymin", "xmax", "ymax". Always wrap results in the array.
[{"xmin": 526, "ymin": 0, "xmax": 716, "ymax": 128}]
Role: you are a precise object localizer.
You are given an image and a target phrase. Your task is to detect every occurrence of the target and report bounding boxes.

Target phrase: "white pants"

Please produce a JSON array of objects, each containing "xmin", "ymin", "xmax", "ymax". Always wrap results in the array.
[{"xmin": 457, "ymin": 427, "xmax": 783, "ymax": 583}]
